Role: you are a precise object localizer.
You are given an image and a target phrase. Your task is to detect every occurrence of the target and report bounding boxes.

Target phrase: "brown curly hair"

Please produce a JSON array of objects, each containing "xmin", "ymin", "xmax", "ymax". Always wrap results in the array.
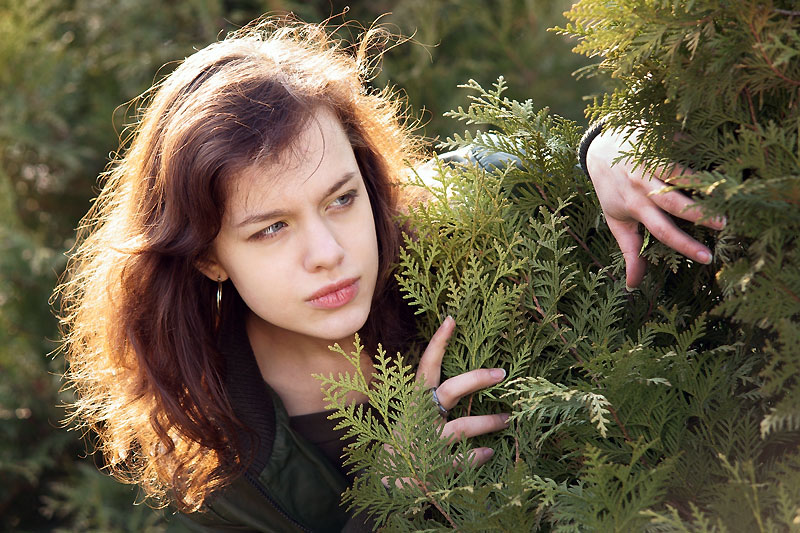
[{"xmin": 56, "ymin": 17, "xmax": 422, "ymax": 511}]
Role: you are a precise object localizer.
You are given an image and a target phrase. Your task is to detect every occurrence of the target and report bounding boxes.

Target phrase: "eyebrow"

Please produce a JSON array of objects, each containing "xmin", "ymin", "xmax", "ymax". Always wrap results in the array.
[{"xmin": 235, "ymin": 172, "xmax": 359, "ymax": 228}]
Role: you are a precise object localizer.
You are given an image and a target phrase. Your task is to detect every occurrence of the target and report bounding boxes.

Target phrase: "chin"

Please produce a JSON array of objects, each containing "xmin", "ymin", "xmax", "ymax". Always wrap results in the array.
[{"xmin": 317, "ymin": 307, "xmax": 371, "ymax": 343}]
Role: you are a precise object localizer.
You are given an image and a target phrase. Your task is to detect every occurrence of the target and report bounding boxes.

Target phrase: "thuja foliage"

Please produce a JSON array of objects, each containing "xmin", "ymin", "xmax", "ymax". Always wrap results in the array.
[
  {"xmin": 559, "ymin": 0, "xmax": 800, "ymax": 438},
  {"xmin": 560, "ymin": 1, "xmax": 800, "ymax": 528},
  {"xmin": 320, "ymin": 72, "xmax": 800, "ymax": 532}
]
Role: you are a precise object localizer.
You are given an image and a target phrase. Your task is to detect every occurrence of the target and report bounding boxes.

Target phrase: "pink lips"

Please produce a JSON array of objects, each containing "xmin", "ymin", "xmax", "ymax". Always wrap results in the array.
[{"xmin": 307, "ymin": 278, "xmax": 359, "ymax": 309}]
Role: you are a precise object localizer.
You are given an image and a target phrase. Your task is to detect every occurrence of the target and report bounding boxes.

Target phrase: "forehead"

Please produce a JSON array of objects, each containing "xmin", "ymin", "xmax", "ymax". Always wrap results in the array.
[{"xmin": 224, "ymin": 108, "xmax": 357, "ymax": 216}]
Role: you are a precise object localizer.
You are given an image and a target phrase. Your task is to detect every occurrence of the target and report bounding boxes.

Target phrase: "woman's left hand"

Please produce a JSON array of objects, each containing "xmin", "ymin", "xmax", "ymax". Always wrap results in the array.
[{"xmin": 414, "ymin": 316, "xmax": 509, "ymax": 468}]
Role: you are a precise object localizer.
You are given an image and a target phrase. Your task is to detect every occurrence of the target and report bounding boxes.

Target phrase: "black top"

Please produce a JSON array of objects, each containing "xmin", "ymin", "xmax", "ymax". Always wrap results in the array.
[
  {"xmin": 222, "ymin": 293, "xmax": 356, "ymax": 480},
  {"xmin": 217, "ymin": 293, "xmax": 374, "ymax": 532},
  {"xmin": 289, "ymin": 410, "xmax": 352, "ymax": 481}
]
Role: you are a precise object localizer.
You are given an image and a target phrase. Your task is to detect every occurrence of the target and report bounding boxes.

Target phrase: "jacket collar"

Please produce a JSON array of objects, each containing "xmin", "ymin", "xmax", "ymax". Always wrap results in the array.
[{"xmin": 218, "ymin": 294, "xmax": 276, "ymax": 473}]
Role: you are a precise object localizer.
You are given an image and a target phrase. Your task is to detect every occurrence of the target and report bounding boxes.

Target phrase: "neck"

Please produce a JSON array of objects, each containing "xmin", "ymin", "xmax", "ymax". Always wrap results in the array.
[{"xmin": 245, "ymin": 311, "xmax": 369, "ymax": 416}]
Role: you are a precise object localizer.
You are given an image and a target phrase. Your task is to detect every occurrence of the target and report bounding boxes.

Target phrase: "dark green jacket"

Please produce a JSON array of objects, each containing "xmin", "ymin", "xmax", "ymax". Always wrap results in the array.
[{"xmin": 180, "ymin": 300, "xmax": 368, "ymax": 533}]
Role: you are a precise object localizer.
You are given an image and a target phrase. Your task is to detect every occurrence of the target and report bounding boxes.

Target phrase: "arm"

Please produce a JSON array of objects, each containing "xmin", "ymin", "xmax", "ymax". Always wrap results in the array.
[{"xmin": 583, "ymin": 126, "xmax": 725, "ymax": 288}]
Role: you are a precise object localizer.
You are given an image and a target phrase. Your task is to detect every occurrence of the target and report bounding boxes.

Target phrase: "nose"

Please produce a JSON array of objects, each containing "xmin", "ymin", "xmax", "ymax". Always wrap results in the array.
[{"xmin": 302, "ymin": 218, "xmax": 345, "ymax": 272}]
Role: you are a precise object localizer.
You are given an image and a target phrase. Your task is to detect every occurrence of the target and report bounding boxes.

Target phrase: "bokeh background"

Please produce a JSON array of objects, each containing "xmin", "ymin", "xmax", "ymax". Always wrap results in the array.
[{"xmin": 0, "ymin": 1, "xmax": 605, "ymax": 530}]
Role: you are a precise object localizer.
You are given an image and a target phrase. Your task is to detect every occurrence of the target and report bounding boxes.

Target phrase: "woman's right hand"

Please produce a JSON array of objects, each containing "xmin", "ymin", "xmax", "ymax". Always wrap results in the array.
[{"xmin": 586, "ymin": 129, "xmax": 726, "ymax": 289}]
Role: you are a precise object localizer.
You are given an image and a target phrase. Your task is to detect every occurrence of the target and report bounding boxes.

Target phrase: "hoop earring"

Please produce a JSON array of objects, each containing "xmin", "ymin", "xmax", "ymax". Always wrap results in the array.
[{"xmin": 216, "ymin": 276, "xmax": 223, "ymax": 317}]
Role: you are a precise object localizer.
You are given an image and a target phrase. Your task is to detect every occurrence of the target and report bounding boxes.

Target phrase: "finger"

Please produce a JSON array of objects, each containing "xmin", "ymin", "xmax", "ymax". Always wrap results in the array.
[
  {"xmin": 605, "ymin": 217, "xmax": 646, "ymax": 289},
  {"xmin": 638, "ymin": 206, "xmax": 713, "ymax": 265},
  {"xmin": 647, "ymin": 187, "xmax": 703, "ymax": 222},
  {"xmin": 453, "ymin": 447, "xmax": 495, "ymax": 470},
  {"xmin": 645, "ymin": 166, "xmax": 727, "ymax": 231},
  {"xmin": 435, "ymin": 368, "xmax": 506, "ymax": 410},
  {"xmin": 653, "ymin": 163, "xmax": 695, "ymax": 187},
  {"xmin": 647, "ymin": 187, "xmax": 726, "ymax": 230},
  {"xmin": 442, "ymin": 413, "xmax": 510, "ymax": 440},
  {"xmin": 416, "ymin": 316, "xmax": 455, "ymax": 387},
  {"xmin": 625, "ymin": 255, "xmax": 648, "ymax": 290},
  {"xmin": 382, "ymin": 475, "xmax": 425, "ymax": 491}
]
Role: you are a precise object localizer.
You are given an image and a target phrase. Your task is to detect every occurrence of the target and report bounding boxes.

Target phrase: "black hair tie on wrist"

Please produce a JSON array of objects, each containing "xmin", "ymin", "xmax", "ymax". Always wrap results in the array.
[{"xmin": 578, "ymin": 121, "xmax": 606, "ymax": 179}]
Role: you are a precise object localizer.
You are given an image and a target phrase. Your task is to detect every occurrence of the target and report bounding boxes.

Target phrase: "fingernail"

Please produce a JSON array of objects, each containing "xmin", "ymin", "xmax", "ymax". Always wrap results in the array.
[
  {"xmin": 499, "ymin": 413, "xmax": 510, "ymax": 425},
  {"xmin": 716, "ymin": 216, "xmax": 727, "ymax": 229},
  {"xmin": 485, "ymin": 448, "xmax": 495, "ymax": 458},
  {"xmin": 625, "ymin": 284, "xmax": 635, "ymax": 292},
  {"xmin": 490, "ymin": 368, "xmax": 506, "ymax": 381},
  {"xmin": 697, "ymin": 251, "xmax": 712, "ymax": 264}
]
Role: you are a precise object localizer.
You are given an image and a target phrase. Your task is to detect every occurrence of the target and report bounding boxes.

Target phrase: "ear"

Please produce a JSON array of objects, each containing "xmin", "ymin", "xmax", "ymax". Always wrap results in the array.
[{"xmin": 195, "ymin": 251, "xmax": 229, "ymax": 282}]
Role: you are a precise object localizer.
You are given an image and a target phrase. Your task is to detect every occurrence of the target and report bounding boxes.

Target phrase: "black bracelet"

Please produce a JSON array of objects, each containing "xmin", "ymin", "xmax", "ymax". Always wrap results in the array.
[{"xmin": 578, "ymin": 121, "xmax": 605, "ymax": 179}]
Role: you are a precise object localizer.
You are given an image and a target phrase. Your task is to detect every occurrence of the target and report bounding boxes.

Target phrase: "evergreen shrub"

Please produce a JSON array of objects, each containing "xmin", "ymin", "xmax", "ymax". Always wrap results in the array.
[{"xmin": 321, "ymin": 2, "xmax": 800, "ymax": 530}]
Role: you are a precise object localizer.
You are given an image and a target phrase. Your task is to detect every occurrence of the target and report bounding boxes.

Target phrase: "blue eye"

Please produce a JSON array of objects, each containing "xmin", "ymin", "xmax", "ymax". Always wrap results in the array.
[
  {"xmin": 330, "ymin": 191, "xmax": 357, "ymax": 208},
  {"xmin": 253, "ymin": 221, "xmax": 286, "ymax": 240}
]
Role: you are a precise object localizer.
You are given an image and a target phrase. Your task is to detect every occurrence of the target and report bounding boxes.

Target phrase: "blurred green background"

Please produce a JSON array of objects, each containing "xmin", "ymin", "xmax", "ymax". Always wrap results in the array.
[{"xmin": 0, "ymin": 0, "xmax": 603, "ymax": 530}]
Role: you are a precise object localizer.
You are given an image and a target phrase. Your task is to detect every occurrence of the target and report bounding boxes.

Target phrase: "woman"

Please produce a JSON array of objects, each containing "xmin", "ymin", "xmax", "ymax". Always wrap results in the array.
[{"xmin": 57, "ymin": 17, "xmax": 721, "ymax": 532}]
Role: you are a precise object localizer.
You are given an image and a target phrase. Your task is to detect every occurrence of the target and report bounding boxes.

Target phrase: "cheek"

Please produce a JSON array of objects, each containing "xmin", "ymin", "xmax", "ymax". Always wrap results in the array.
[
  {"xmin": 359, "ymin": 205, "xmax": 380, "ymax": 267},
  {"xmin": 230, "ymin": 262, "xmax": 292, "ymax": 324},
  {"xmin": 219, "ymin": 245, "xmax": 288, "ymax": 305}
]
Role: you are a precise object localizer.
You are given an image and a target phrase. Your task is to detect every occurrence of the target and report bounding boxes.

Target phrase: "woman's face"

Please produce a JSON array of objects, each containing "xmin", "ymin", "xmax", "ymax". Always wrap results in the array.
[{"xmin": 205, "ymin": 108, "xmax": 380, "ymax": 345}]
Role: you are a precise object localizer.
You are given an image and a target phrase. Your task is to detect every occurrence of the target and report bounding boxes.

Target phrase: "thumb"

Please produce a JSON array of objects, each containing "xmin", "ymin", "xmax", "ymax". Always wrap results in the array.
[
  {"xmin": 606, "ymin": 217, "xmax": 646, "ymax": 289},
  {"xmin": 416, "ymin": 316, "xmax": 455, "ymax": 388}
]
